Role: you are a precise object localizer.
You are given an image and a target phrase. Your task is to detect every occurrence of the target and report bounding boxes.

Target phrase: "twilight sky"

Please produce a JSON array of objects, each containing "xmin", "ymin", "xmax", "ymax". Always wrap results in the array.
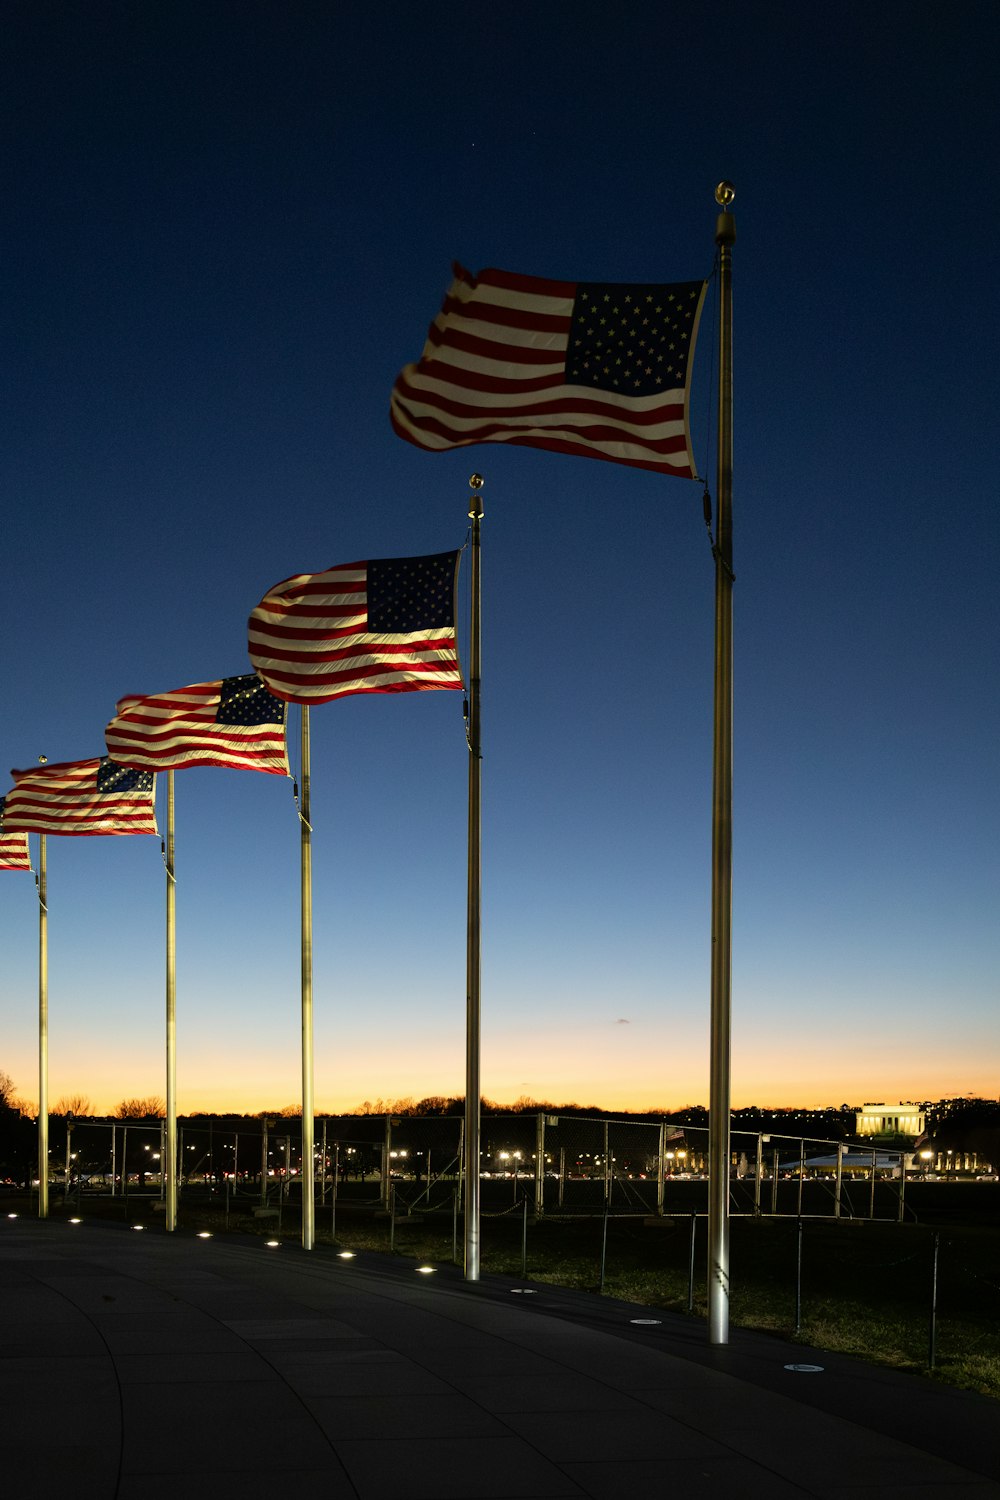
[{"xmin": 1, "ymin": 2, "xmax": 997, "ymax": 1117}]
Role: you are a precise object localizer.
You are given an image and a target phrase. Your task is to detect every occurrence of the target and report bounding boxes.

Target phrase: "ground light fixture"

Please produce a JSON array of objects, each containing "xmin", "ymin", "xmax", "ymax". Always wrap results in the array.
[
  {"xmin": 510, "ymin": 1288, "xmax": 537, "ymax": 1295},
  {"xmin": 337, "ymin": 1250, "xmax": 355, "ymax": 1259},
  {"xmin": 630, "ymin": 1318, "xmax": 662, "ymax": 1325},
  {"xmin": 7, "ymin": 1213, "xmax": 17, "ymax": 1219},
  {"xmin": 196, "ymin": 1231, "xmax": 212, "ymax": 1239},
  {"xmin": 132, "ymin": 1224, "xmax": 145, "ymax": 1231},
  {"xmin": 416, "ymin": 1266, "xmax": 435, "ymax": 1275},
  {"xmin": 68, "ymin": 1218, "xmax": 82, "ymax": 1225},
  {"xmin": 265, "ymin": 1240, "xmax": 280, "ymax": 1248}
]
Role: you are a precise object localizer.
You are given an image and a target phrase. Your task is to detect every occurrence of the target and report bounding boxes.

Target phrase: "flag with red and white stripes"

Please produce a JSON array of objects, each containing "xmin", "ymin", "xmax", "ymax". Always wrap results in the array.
[
  {"xmin": 0, "ymin": 809, "xmax": 32, "ymax": 871},
  {"xmin": 248, "ymin": 551, "xmax": 463, "ymax": 705},
  {"xmin": 2, "ymin": 758, "xmax": 158, "ymax": 837},
  {"xmin": 105, "ymin": 673, "xmax": 289, "ymax": 775},
  {"xmin": 391, "ymin": 264, "xmax": 706, "ymax": 478}
]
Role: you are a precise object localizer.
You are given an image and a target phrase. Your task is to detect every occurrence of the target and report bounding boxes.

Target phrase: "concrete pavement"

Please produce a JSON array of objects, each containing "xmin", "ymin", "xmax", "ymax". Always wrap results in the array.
[{"xmin": 1, "ymin": 1215, "xmax": 998, "ymax": 1499}]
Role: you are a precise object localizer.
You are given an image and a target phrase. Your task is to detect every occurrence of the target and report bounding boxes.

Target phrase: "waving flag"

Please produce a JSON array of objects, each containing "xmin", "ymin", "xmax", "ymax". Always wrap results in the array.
[
  {"xmin": 0, "ymin": 801, "xmax": 32, "ymax": 870},
  {"xmin": 105, "ymin": 673, "xmax": 289, "ymax": 775},
  {"xmin": 391, "ymin": 263, "xmax": 706, "ymax": 477},
  {"xmin": 2, "ymin": 758, "xmax": 158, "ymax": 837},
  {"xmin": 249, "ymin": 550, "xmax": 463, "ymax": 704}
]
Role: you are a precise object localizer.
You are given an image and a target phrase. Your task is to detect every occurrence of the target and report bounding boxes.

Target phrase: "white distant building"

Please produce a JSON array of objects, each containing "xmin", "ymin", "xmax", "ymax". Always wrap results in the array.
[{"xmin": 855, "ymin": 1103, "xmax": 926, "ymax": 1137}]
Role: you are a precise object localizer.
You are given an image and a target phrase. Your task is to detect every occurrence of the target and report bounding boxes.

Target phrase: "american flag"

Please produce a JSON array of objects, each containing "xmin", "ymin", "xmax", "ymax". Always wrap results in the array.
[
  {"xmin": 391, "ymin": 264, "xmax": 707, "ymax": 478},
  {"xmin": 248, "ymin": 551, "xmax": 463, "ymax": 705},
  {"xmin": 0, "ymin": 801, "xmax": 32, "ymax": 871},
  {"xmin": 2, "ymin": 758, "xmax": 158, "ymax": 837},
  {"xmin": 105, "ymin": 673, "xmax": 289, "ymax": 775}
]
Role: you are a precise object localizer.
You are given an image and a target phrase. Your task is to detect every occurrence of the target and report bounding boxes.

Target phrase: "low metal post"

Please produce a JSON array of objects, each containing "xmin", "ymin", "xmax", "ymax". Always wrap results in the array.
[
  {"xmin": 898, "ymin": 1150, "xmax": 907, "ymax": 1222},
  {"xmin": 755, "ymin": 1133, "xmax": 763, "ymax": 1212},
  {"xmin": 389, "ymin": 1184, "xmax": 396, "ymax": 1253},
  {"xmin": 688, "ymin": 1212, "xmax": 697, "ymax": 1313},
  {"xmin": 869, "ymin": 1147, "xmax": 877, "ymax": 1220},
  {"xmin": 452, "ymin": 1188, "xmax": 459, "ymax": 1264},
  {"xmin": 534, "ymin": 1113, "xmax": 545, "ymax": 1218},
  {"xmin": 521, "ymin": 1196, "xmax": 528, "ymax": 1280},
  {"xmin": 320, "ymin": 1119, "xmax": 327, "ymax": 1206},
  {"xmin": 795, "ymin": 1218, "xmax": 803, "ymax": 1334},
  {"xmin": 834, "ymin": 1142, "xmax": 844, "ymax": 1218},
  {"xmin": 558, "ymin": 1147, "xmax": 565, "ymax": 1209},
  {"xmin": 771, "ymin": 1148, "xmax": 779, "ymax": 1214},
  {"xmin": 331, "ymin": 1140, "xmax": 339, "ymax": 1242}
]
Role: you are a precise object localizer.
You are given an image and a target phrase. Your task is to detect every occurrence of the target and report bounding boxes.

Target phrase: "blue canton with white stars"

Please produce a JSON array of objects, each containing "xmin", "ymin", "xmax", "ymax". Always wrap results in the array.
[
  {"xmin": 367, "ymin": 553, "xmax": 457, "ymax": 633},
  {"xmin": 216, "ymin": 673, "xmax": 286, "ymax": 726},
  {"xmin": 97, "ymin": 758, "xmax": 154, "ymax": 795},
  {"xmin": 565, "ymin": 281, "xmax": 704, "ymax": 397}
]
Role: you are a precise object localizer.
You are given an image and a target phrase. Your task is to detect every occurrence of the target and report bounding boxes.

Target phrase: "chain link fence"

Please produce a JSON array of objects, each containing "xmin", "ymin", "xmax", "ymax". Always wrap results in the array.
[{"xmin": 38, "ymin": 1110, "xmax": 919, "ymax": 1225}]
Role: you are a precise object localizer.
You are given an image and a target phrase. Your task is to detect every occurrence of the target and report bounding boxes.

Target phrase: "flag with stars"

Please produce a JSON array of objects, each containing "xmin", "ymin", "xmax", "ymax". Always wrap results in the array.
[
  {"xmin": 2, "ymin": 758, "xmax": 158, "ymax": 837},
  {"xmin": 248, "ymin": 551, "xmax": 463, "ymax": 704},
  {"xmin": 0, "ymin": 800, "xmax": 32, "ymax": 871},
  {"xmin": 105, "ymin": 673, "xmax": 290, "ymax": 775},
  {"xmin": 391, "ymin": 263, "xmax": 707, "ymax": 478}
]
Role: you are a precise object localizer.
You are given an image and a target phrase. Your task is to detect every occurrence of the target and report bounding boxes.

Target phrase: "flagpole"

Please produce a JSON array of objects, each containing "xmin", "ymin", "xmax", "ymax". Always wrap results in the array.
[
  {"xmin": 300, "ymin": 702, "xmax": 315, "ymax": 1250},
  {"xmin": 165, "ymin": 769, "xmax": 177, "ymax": 1231},
  {"xmin": 37, "ymin": 826, "xmax": 48, "ymax": 1219},
  {"xmin": 464, "ymin": 472, "xmax": 484, "ymax": 1280},
  {"xmin": 708, "ymin": 181, "xmax": 736, "ymax": 1345}
]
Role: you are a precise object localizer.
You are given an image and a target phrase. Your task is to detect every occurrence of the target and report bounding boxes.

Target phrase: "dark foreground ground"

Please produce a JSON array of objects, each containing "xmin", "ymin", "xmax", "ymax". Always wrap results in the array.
[{"xmin": 2, "ymin": 1214, "xmax": 999, "ymax": 1500}]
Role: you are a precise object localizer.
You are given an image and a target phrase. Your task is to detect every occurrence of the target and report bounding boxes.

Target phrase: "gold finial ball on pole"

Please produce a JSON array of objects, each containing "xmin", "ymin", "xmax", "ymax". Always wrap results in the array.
[
  {"xmin": 715, "ymin": 181, "xmax": 735, "ymax": 208},
  {"xmin": 468, "ymin": 472, "xmax": 484, "ymax": 519},
  {"xmin": 38, "ymin": 754, "xmax": 48, "ymax": 764}
]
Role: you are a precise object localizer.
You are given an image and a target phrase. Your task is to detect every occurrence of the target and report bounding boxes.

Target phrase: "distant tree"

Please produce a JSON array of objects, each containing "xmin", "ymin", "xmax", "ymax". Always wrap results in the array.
[
  {"xmin": 113, "ymin": 1097, "xmax": 166, "ymax": 1118},
  {"xmin": 0, "ymin": 1071, "xmax": 17, "ymax": 1109},
  {"xmin": 53, "ymin": 1095, "xmax": 92, "ymax": 1117},
  {"xmin": 279, "ymin": 1104, "xmax": 302, "ymax": 1117}
]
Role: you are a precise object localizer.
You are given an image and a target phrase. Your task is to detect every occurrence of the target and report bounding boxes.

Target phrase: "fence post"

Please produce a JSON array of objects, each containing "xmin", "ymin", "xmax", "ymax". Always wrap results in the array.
[
  {"xmin": 869, "ymin": 1147, "xmax": 877, "ymax": 1220},
  {"xmin": 834, "ymin": 1142, "xmax": 844, "ymax": 1218},
  {"xmin": 522, "ymin": 1196, "xmax": 528, "ymax": 1279},
  {"xmin": 688, "ymin": 1212, "xmax": 697, "ymax": 1313},
  {"xmin": 755, "ymin": 1134, "xmax": 763, "ymax": 1213},
  {"xmin": 795, "ymin": 1218, "xmax": 803, "ymax": 1334},
  {"xmin": 382, "ymin": 1116, "xmax": 392, "ymax": 1210},
  {"xmin": 558, "ymin": 1146, "xmax": 565, "ymax": 1209},
  {"xmin": 797, "ymin": 1138, "xmax": 805, "ymax": 1217},
  {"xmin": 771, "ymin": 1148, "xmax": 780, "ymax": 1214},
  {"xmin": 331, "ymin": 1141, "xmax": 339, "ymax": 1242},
  {"xmin": 928, "ymin": 1232, "xmax": 940, "ymax": 1369},
  {"xmin": 656, "ymin": 1122, "xmax": 666, "ymax": 1216},
  {"xmin": 603, "ymin": 1120, "xmax": 611, "ymax": 1207},
  {"xmin": 453, "ymin": 1188, "xmax": 459, "ymax": 1264},
  {"xmin": 389, "ymin": 1184, "xmax": 396, "ymax": 1253},
  {"xmin": 898, "ymin": 1149, "xmax": 907, "ymax": 1222},
  {"xmin": 599, "ymin": 1203, "xmax": 609, "ymax": 1293},
  {"xmin": 535, "ymin": 1113, "xmax": 545, "ymax": 1218}
]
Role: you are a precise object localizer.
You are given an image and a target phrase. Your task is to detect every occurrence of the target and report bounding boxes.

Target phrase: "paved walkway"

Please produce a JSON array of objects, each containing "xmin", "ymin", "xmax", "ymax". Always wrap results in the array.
[{"xmin": 2, "ymin": 1215, "xmax": 998, "ymax": 1499}]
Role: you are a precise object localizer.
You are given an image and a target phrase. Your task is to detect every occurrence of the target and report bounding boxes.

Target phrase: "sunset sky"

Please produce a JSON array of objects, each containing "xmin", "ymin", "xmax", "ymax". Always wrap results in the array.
[{"xmin": 1, "ymin": 3, "xmax": 997, "ymax": 1118}]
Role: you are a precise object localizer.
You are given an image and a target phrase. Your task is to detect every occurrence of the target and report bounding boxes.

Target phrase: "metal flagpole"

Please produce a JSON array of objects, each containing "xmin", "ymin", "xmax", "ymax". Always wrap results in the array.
[
  {"xmin": 464, "ymin": 473, "xmax": 484, "ymax": 1280},
  {"xmin": 300, "ymin": 703, "xmax": 315, "ymax": 1250},
  {"xmin": 165, "ymin": 769, "xmax": 177, "ymax": 1231},
  {"xmin": 708, "ymin": 181, "xmax": 736, "ymax": 1344},
  {"xmin": 37, "ymin": 820, "xmax": 48, "ymax": 1219}
]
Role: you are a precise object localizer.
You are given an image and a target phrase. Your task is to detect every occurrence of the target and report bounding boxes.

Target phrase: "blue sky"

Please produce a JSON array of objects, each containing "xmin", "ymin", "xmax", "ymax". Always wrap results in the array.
[{"xmin": 1, "ymin": 1, "xmax": 997, "ymax": 1115}]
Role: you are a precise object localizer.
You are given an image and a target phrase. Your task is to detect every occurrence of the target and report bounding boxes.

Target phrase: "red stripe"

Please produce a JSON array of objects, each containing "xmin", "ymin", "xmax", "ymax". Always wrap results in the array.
[
  {"xmin": 391, "ymin": 401, "xmax": 689, "ymax": 454},
  {"xmin": 396, "ymin": 371, "xmax": 685, "ymax": 425},
  {"xmin": 424, "ymin": 324, "xmax": 563, "ymax": 366},
  {"xmin": 441, "ymin": 289, "xmax": 570, "ymax": 336}
]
